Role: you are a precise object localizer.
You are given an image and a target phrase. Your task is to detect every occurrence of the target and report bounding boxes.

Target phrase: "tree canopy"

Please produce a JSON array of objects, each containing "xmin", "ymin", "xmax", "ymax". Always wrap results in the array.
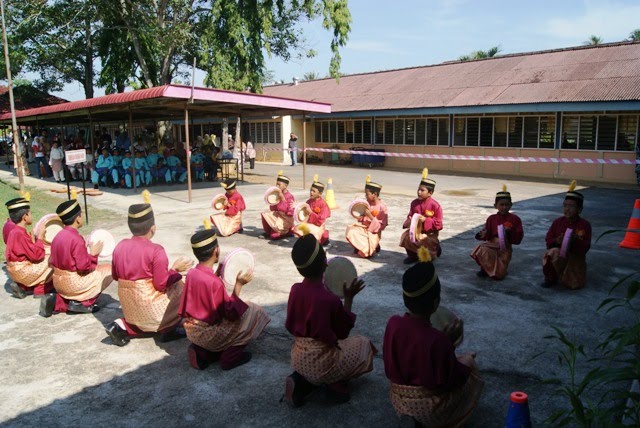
[
  {"xmin": 458, "ymin": 46, "xmax": 501, "ymax": 62},
  {"xmin": 3, "ymin": 0, "xmax": 352, "ymax": 97},
  {"xmin": 583, "ymin": 35, "xmax": 603, "ymax": 46}
]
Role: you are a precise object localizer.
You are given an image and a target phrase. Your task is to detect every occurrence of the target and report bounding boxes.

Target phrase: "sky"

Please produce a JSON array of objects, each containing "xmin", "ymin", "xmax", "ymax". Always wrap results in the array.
[{"xmin": 47, "ymin": 0, "xmax": 640, "ymax": 101}]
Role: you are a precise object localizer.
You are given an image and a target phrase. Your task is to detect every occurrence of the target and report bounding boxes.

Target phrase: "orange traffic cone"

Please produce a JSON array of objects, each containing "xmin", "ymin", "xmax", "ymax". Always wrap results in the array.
[{"xmin": 619, "ymin": 199, "xmax": 640, "ymax": 250}]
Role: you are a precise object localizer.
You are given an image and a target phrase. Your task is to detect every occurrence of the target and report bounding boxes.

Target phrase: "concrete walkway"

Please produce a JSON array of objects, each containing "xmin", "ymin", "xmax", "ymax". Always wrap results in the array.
[{"xmin": 1, "ymin": 161, "xmax": 638, "ymax": 427}]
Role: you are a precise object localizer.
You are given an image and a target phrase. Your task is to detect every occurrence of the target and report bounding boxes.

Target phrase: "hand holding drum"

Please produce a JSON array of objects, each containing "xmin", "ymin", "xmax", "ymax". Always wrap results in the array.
[
  {"xmin": 343, "ymin": 278, "xmax": 365, "ymax": 300},
  {"xmin": 443, "ymin": 318, "xmax": 464, "ymax": 347}
]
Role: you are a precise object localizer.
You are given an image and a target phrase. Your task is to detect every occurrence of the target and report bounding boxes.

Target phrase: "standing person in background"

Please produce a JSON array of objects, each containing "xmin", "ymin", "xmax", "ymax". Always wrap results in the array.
[
  {"xmin": 288, "ymin": 133, "xmax": 298, "ymax": 166},
  {"xmin": 32, "ymin": 136, "xmax": 49, "ymax": 179},
  {"xmin": 49, "ymin": 142, "xmax": 65, "ymax": 183},
  {"xmin": 245, "ymin": 137, "xmax": 256, "ymax": 170}
]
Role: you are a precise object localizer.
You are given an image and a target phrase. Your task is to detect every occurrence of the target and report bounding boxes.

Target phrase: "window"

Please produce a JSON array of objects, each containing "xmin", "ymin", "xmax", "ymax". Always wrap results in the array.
[
  {"xmin": 415, "ymin": 119, "xmax": 426, "ymax": 145},
  {"xmin": 354, "ymin": 121, "xmax": 363, "ymax": 144},
  {"xmin": 274, "ymin": 122, "xmax": 281, "ymax": 145},
  {"xmin": 561, "ymin": 116, "xmax": 579, "ymax": 149},
  {"xmin": 329, "ymin": 122, "xmax": 337, "ymax": 142},
  {"xmin": 405, "ymin": 119, "xmax": 415, "ymax": 145},
  {"xmin": 480, "ymin": 117, "xmax": 493, "ymax": 147},
  {"xmin": 314, "ymin": 123, "xmax": 320, "ymax": 143},
  {"xmin": 453, "ymin": 118, "xmax": 465, "ymax": 146},
  {"xmin": 523, "ymin": 116, "xmax": 539, "ymax": 148},
  {"xmin": 597, "ymin": 116, "xmax": 616, "ymax": 151},
  {"xmin": 321, "ymin": 122, "xmax": 329, "ymax": 143},
  {"xmin": 337, "ymin": 121, "xmax": 345, "ymax": 143},
  {"xmin": 426, "ymin": 119, "xmax": 438, "ymax": 146},
  {"xmin": 617, "ymin": 115, "xmax": 638, "ymax": 151},
  {"xmin": 508, "ymin": 117, "xmax": 523, "ymax": 148},
  {"xmin": 466, "ymin": 118, "xmax": 479, "ymax": 146},
  {"xmin": 345, "ymin": 121, "xmax": 354, "ymax": 144},
  {"xmin": 384, "ymin": 120, "xmax": 394, "ymax": 144},
  {"xmin": 362, "ymin": 120, "xmax": 372, "ymax": 144},
  {"xmin": 375, "ymin": 120, "xmax": 383, "ymax": 144},
  {"xmin": 438, "ymin": 118, "xmax": 449, "ymax": 146},
  {"xmin": 494, "ymin": 117, "xmax": 507, "ymax": 147},
  {"xmin": 578, "ymin": 116, "xmax": 596, "ymax": 150},
  {"xmin": 394, "ymin": 120, "xmax": 404, "ymax": 145},
  {"xmin": 539, "ymin": 116, "xmax": 555, "ymax": 149}
]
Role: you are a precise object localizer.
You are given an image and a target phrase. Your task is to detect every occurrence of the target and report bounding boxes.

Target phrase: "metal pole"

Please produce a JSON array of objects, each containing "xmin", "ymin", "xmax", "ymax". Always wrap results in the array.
[
  {"xmin": 236, "ymin": 116, "xmax": 242, "ymax": 181},
  {"xmin": 128, "ymin": 105, "xmax": 136, "ymax": 192},
  {"xmin": 303, "ymin": 113, "xmax": 307, "ymax": 189},
  {"xmin": 185, "ymin": 107, "xmax": 192, "ymax": 203},
  {"xmin": 1, "ymin": 0, "xmax": 24, "ymax": 192}
]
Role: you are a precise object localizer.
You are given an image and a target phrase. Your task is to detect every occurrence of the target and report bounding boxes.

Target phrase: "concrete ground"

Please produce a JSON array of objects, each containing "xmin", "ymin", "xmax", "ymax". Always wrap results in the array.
[{"xmin": 1, "ymin": 161, "xmax": 638, "ymax": 427}]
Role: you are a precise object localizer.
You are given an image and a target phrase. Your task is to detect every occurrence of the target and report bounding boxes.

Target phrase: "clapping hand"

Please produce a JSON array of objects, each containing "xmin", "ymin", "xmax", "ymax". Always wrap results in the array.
[
  {"xmin": 343, "ymin": 278, "xmax": 365, "ymax": 300},
  {"xmin": 171, "ymin": 256, "xmax": 194, "ymax": 273},
  {"xmin": 89, "ymin": 240, "xmax": 104, "ymax": 257}
]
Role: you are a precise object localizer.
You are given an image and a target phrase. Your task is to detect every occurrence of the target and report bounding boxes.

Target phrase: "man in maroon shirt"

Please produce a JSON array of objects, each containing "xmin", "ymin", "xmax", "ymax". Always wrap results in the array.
[
  {"xmin": 105, "ymin": 203, "xmax": 193, "ymax": 346},
  {"xmin": 383, "ymin": 248, "xmax": 483, "ymax": 426},
  {"xmin": 542, "ymin": 181, "xmax": 592, "ymax": 289},
  {"xmin": 178, "ymin": 229, "xmax": 269, "ymax": 370},
  {"xmin": 3, "ymin": 198, "xmax": 23, "ymax": 244},
  {"xmin": 42, "ymin": 199, "xmax": 112, "ymax": 317},
  {"xmin": 4, "ymin": 198, "xmax": 53, "ymax": 298},
  {"xmin": 284, "ymin": 231, "xmax": 376, "ymax": 406}
]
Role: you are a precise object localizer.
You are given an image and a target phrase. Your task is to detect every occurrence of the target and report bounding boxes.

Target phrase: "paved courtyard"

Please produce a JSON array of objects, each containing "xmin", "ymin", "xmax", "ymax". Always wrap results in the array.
[{"xmin": 1, "ymin": 161, "xmax": 638, "ymax": 427}]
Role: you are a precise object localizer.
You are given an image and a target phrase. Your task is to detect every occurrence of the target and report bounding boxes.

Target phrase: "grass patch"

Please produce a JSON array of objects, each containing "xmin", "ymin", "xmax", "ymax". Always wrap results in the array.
[{"xmin": 0, "ymin": 179, "xmax": 120, "ymax": 260}]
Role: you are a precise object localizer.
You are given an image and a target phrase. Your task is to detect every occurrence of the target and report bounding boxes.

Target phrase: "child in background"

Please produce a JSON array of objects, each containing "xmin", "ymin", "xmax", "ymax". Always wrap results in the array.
[
  {"xmin": 470, "ymin": 185, "xmax": 524, "ymax": 280},
  {"xmin": 345, "ymin": 175, "xmax": 388, "ymax": 258},
  {"xmin": 541, "ymin": 180, "xmax": 591, "ymax": 290},
  {"xmin": 399, "ymin": 168, "xmax": 443, "ymax": 263},
  {"xmin": 261, "ymin": 171, "xmax": 295, "ymax": 240},
  {"xmin": 292, "ymin": 175, "xmax": 331, "ymax": 245},
  {"xmin": 210, "ymin": 179, "xmax": 246, "ymax": 237}
]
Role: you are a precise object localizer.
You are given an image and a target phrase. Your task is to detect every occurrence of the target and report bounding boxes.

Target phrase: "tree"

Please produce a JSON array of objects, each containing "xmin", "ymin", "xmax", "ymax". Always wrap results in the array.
[
  {"xmin": 303, "ymin": 71, "xmax": 321, "ymax": 81},
  {"xmin": 458, "ymin": 46, "xmax": 501, "ymax": 62},
  {"xmin": 629, "ymin": 29, "xmax": 640, "ymax": 41},
  {"xmin": 583, "ymin": 35, "xmax": 603, "ymax": 45},
  {"xmin": 98, "ymin": 0, "xmax": 351, "ymax": 93},
  {"xmin": 7, "ymin": 0, "xmax": 100, "ymax": 98}
]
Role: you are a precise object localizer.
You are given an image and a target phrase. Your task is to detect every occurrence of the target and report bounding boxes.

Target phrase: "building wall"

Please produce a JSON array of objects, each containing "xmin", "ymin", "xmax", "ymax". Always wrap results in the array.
[{"xmin": 304, "ymin": 113, "xmax": 639, "ymax": 184}]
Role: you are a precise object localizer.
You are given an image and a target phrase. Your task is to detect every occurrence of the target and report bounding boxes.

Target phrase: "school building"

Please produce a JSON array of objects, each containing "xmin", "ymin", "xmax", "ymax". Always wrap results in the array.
[{"xmin": 253, "ymin": 41, "xmax": 640, "ymax": 184}]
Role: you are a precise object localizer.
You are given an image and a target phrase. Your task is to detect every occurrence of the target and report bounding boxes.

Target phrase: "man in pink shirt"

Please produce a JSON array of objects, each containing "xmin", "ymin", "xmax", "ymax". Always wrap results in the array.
[{"xmin": 105, "ymin": 203, "xmax": 192, "ymax": 346}]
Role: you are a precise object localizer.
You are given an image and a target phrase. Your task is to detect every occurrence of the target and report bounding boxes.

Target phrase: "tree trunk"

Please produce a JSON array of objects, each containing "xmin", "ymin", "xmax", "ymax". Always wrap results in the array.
[
  {"xmin": 222, "ymin": 118, "xmax": 228, "ymax": 151},
  {"xmin": 84, "ymin": 12, "xmax": 94, "ymax": 98},
  {"xmin": 121, "ymin": 0, "xmax": 154, "ymax": 88}
]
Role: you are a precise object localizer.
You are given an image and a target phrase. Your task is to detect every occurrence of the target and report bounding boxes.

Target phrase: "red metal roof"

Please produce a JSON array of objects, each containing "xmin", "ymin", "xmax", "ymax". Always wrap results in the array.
[
  {"xmin": 263, "ymin": 42, "xmax": 640, "ymax": 112},
  {"xmin": 0, "ymin": 84, "xmax": 330, "ymax": 122}
]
